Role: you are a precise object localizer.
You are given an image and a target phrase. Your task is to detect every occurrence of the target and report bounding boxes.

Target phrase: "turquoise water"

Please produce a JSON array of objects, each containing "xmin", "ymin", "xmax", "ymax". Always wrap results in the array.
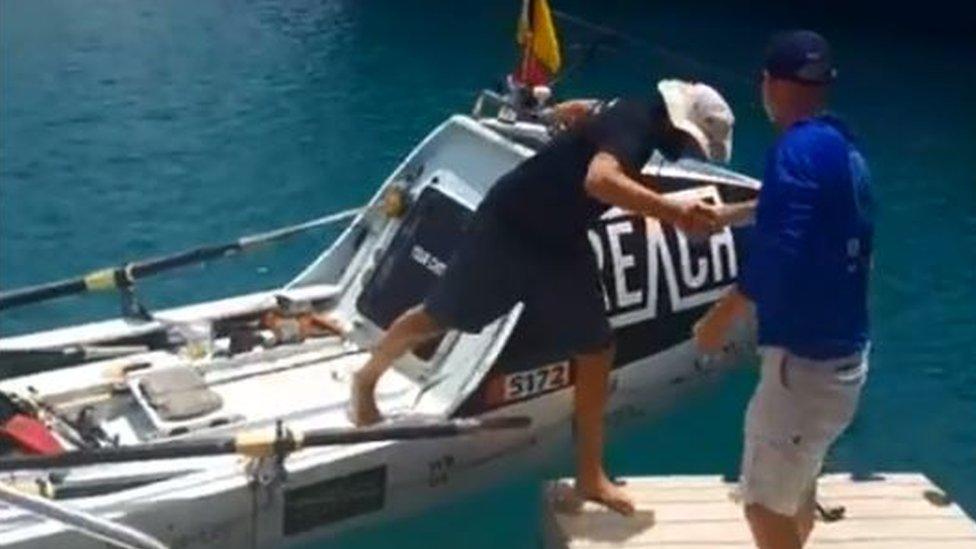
[{"xmin": 2, "ymin": 1, "xmax": 974, "ymax": 547}]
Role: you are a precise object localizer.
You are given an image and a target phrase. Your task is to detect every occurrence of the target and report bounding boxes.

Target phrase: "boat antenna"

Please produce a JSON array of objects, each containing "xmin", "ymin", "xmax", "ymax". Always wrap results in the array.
[
  {"xmin": 550, "ymin": 9, "xmax": 753, "ymax": 91},
  {"xmin": 547, "ymin": 37, "xmax": 616, "ymax": 88}
]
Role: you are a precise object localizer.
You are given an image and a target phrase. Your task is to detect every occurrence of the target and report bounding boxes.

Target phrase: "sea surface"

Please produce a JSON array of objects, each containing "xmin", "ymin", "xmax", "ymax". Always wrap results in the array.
[{"xmin": 2, "ymin": 1, "xmax": 974, "ymax": 547}]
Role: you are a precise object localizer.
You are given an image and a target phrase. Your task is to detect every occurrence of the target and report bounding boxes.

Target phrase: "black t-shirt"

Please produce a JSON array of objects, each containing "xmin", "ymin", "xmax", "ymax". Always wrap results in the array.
[{"xmin": 478, "ymin": 95, "xmax": 674, "ymax": 255}]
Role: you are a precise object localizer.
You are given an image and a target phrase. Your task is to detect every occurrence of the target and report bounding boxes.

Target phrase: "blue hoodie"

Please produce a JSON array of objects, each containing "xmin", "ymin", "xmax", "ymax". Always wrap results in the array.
[{"xmin": 739, "ymin": 115, "xmax": 874, "ymax": 360}]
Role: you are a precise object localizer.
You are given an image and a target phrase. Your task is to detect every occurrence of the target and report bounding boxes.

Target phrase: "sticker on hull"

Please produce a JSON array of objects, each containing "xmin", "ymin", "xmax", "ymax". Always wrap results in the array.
[
  {"xmin": 283, "ymin": 466, "xmax": 387, "ymax": 536},
  {"xmin": 485, "ymin": 361, "xmax": 571, "ymax": 405}
]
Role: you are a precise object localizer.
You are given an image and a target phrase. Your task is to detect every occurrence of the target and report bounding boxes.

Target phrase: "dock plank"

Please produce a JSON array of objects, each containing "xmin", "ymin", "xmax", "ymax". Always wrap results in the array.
[{"xmin": 542, "ymin": 473, "xmax": 976, "ymax": 548}]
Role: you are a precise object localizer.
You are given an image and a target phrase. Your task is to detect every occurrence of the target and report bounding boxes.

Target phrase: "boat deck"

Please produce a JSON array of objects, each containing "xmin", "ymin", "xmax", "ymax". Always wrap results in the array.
[
  {"xmin": 542, "ymin": 473, "xmax": 976, "ymax": 548},
  {"xmin": 0, "ymin": 335, "xmax": 424, "ymax": 448}
]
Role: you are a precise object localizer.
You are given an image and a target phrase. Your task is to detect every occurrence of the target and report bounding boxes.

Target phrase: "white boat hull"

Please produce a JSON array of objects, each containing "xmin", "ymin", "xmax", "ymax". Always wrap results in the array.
[
  {"xmin": 0, "ymin": 111, "xmax": 759, "ymax": 548},
  {"xmin": 0, "ymin": 335, "xmax": 749, "ymax": 549}
]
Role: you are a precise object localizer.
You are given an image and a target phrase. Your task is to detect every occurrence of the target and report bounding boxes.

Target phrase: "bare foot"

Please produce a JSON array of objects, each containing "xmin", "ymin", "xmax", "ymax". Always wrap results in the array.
[
  {"xmin": 577, "ymin": 475, "xmax": 636, "ymax": 516},
  {"xmin": 350, "ymin": 371, "xmax": 382, "ymax": 426}
]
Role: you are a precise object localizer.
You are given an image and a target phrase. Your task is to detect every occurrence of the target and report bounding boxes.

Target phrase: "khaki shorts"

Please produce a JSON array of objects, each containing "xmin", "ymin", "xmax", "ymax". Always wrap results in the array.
[{"xmin": 739, "ymin": 346, "xmax": 867, "ymax": 516}]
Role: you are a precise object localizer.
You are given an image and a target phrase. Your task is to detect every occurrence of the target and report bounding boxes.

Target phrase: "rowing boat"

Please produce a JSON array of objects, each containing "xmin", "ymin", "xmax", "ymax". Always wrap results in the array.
[{"xmin": 0, "ymin": 90, "xmax": 759, "ymax": 548}]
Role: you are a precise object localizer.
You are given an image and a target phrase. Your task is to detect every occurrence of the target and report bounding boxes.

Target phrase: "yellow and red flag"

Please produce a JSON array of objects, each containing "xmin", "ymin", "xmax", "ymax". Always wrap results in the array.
[{"xmin": 515, "ymin": 0, "xmax": 561, "ymax": 86}]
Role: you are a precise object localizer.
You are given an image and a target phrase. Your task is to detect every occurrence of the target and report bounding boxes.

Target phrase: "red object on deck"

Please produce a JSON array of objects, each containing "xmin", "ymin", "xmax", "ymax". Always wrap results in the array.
[{"xmin": 0, "ymin": 414, "xmax": 63, "ymax": 455}]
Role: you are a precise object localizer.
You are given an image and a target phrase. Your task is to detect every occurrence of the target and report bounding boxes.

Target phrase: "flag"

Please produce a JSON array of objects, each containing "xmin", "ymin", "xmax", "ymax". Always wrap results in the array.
[{"xmin": 515, "ymin": 0, "xmax": 561, "ymax": 86}]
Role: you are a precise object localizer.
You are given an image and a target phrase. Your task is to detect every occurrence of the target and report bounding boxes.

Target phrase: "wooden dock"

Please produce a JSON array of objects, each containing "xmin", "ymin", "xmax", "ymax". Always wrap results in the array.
[{"xmin": 542, "ymin": 473, "xmax": 976, "ymax": 548}]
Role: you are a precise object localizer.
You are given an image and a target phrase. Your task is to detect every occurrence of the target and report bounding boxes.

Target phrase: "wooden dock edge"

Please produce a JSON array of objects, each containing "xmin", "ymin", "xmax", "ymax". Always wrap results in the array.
[{"xmin": 541, "ymin": 472, "xmax": 976, "ymax": 548}]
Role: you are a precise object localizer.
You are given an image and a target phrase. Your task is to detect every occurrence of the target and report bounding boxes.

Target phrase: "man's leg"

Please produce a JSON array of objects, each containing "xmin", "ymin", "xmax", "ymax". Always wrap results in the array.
[
  {"xmin": 745, "ymin": 504, "xmax": 803, "ymax": 549},
  {"xmin": 351, "ymin": 305, "xmax": 445, "ymax": 425},
  {"xmin": 740, "ymin": 348, "xmax": 808, "ymax": 549},
  {"xmin": 741, "ymin": 348, "xmax": 866, "ymax": 549},
  {"xmin": 796, "ymin": 491, "xmax": 816, "ymax": 545},
  {"xmin": 572, "ymin": 343, "xmax": 635, "ymax": 516}
]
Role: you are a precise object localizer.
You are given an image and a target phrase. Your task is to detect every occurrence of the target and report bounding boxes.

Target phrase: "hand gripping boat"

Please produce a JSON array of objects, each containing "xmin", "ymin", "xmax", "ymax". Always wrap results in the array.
[{"xmin": 0, "ymin": 91, "xmax": 759, "ymax": 548}]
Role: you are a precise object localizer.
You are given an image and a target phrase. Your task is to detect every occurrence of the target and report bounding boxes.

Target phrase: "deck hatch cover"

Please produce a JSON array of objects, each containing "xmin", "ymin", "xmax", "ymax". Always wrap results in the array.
[
  {"xmin": 138, "ymin": 367, "xmax": 222, "ymax": 421},
  {"xmin": 283, "ymin": 465, "xmax": 387, "ymax": 535}
]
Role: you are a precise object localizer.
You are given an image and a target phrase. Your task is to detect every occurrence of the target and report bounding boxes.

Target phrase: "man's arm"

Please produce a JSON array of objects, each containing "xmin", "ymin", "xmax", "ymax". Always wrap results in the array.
[
  {"xmin": 633, "ymin": 173, "xmax": 665, "ymax": 192},
  {"xmin": 694, "ymin": 286, "xmax": 751, "ymax": 353},
  {"xmin": 716, "ymin": 200, "xmax": 757, "ymax": 227},
  {"xmin": 549, "ymin": 99, "xmax": 600, "ymax": 128},
  {"xmin": 630, "ymin": 174, "xmax": 756, "ymax": 226},
  {"xmin": 694, "ymin": 139, "xmax": 820, "ymax": 352},
  {"xmin": 584, "ymin": 152, "xmax": 718, "ymax": 234},
  {"xmin": 630, "ymin": 178, "xmax": 757, "ymax": 231}
]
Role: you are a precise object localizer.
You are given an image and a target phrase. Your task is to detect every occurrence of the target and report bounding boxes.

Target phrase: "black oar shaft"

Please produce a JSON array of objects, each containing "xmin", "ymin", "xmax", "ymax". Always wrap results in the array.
[
  {"xmin": 0, "ymin": 207, "xmax": 361, "ymax": 312},
  {"xmin": 0, "ymin": 279, "xmax": 88, "ymax": 310},
  {"xmin": 0, "ymin": 245, "xmax": 234, "ymax": 312},
  {"xmin": 0, "ymin": 439, "xmax": 236, "ymax": 471},
  {"xmin": 128, "ymin": 244, "xmax": 238, "ymax": 279},
  {"xmin": 302, "ymin": 416, "xmax": 531, "ymax": 447},
  {"xmin": 0, "ymin": 417, "xmax": 531, "ymax": 472}
]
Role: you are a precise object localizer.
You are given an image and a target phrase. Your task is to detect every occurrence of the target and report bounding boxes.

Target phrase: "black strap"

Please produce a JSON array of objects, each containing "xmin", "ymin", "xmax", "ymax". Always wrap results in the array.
[{"xmin": 0, "ymin": 393, "xmax": 22, "ymax": 424}]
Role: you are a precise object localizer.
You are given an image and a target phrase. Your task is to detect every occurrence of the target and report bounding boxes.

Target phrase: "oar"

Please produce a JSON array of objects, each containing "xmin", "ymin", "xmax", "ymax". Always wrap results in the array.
[
  {"xmin": 0, "ymin": 482, "xmax": 168, "ymax": 549},
  {"xmin": 0, "ymin": 206, "xmax": 363, "ymax": 312},
  {"xmin": 0, "ymin": 416, "xmax": 530, "ymax": 472}
]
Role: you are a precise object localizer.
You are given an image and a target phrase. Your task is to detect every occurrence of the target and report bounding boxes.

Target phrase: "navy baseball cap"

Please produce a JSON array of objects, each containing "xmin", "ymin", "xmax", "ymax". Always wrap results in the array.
[{"xmin": 764, "ymin": 30, "xmax": 837, "ymax": 85}]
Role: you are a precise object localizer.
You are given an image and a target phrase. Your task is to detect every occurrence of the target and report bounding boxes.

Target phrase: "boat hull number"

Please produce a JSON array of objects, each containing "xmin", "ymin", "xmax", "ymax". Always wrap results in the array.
[{"xmin": 503, "ymin": 362, "xmax": 570, "ymax": 402}]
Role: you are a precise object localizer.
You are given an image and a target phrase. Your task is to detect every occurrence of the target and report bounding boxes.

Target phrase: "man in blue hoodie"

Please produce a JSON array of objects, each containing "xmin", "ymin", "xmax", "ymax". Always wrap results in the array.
[{"xmin": 694, "ymin": 31, "xmax": 874, "ymax": 548}]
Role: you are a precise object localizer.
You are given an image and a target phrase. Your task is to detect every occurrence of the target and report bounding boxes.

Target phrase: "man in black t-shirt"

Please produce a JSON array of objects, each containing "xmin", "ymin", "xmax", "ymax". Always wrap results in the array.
[{"xmin": 352, "ymin": 80, "xmax": 736, "ymax": 515}]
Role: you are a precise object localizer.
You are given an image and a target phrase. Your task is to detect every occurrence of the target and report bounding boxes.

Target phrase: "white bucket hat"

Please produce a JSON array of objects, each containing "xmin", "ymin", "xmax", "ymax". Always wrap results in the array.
[{"xmin": 657, "ymin": 79, "xmax": 735, "ymax": 163}]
